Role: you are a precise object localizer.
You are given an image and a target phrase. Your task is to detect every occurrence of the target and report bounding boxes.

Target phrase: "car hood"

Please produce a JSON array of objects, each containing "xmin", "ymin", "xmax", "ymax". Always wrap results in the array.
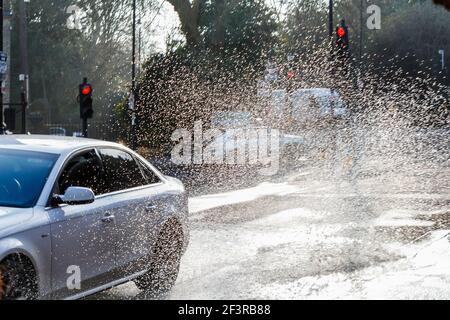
[
  {"xmin": 0, "ymin": 207, "xmax": 34, "ymax": 237},
  {"xmin": 209, "ymin": 131, "xmax": 306, "ymax": 152},
  {"xmin": 280, "ymin": 134, "xmax": 306, "ymax": 145}
]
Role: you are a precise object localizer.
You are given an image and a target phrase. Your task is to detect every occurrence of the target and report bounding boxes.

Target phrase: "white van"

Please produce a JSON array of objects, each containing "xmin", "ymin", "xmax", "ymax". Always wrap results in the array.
[{"xmin": 290, "ymin": 88, "xmax": 347, "ymax": 124}]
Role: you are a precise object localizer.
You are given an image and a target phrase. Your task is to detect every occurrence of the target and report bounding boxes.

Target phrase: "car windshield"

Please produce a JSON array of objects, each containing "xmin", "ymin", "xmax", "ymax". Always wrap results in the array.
[
  {"xmin": 0, "ymin": 149, "xmax": 58, "ymax": 208},
  {"xmin": 315, "ymin": 95, "xmax": 345, "ymax": 111}
]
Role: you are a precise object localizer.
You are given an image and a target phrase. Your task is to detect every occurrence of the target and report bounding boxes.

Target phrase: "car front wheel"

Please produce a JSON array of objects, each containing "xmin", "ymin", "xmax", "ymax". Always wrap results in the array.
[
  {"xmin": 0, "ymin": 255, "xmax": 38, "ymax": 300},
  {"xmin": 134, "ymin": 221, "xmax": 183, "ymax": 298}
]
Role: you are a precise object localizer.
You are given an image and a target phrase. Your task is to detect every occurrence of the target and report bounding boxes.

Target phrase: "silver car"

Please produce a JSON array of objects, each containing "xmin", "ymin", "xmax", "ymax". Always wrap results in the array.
[{"xmin": 0, "ymin": 136, "xmax": 189, "ymax": 300}]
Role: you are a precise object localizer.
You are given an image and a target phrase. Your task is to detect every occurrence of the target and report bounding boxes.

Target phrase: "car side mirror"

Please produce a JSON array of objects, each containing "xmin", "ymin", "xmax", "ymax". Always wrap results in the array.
[{"xmin": 54, "ymin": 187, "xmax": 95, "ymax": 206}]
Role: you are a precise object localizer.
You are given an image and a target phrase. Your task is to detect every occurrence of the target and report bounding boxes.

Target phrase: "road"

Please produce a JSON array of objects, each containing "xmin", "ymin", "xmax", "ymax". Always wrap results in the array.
[{"xmin": 91, "ymin": 126, "xmax": 450, "ymax": 300}]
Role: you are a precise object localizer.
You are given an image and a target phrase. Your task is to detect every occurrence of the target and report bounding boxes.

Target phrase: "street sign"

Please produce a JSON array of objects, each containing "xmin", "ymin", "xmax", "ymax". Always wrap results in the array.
[
  {"xmin": 0, "ymin": 52, "xmax": 8, "ymax": 81},
  {"xmin": 439, "ymin": 49, "xmax": 445, "ymax": 71}
]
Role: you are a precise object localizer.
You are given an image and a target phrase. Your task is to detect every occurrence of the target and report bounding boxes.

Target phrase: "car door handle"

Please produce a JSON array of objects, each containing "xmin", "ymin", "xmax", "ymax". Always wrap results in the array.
[
  {"xmin": 101, "ymin": 214, "xmax": 115, "ymax": 223},
  {"xmin": 146, "ymin": 204, "xmax": 158, "ymax": 211}
]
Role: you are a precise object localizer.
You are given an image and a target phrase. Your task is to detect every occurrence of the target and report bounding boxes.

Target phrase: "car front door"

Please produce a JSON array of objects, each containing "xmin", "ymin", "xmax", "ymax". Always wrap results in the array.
[
  {"xmin": 98, "ymin": 148, "xmax": 164, "ymax": 275},
  {"xmin": 47, "ymin": 149, "xmax": 117, "ymax": 298}
]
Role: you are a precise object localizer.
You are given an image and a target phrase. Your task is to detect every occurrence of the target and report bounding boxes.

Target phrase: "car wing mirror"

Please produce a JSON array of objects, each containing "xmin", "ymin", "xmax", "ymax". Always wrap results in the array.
[{"xmin": 54, "ymin": 187, "xmax": 95, "ymax": 206}]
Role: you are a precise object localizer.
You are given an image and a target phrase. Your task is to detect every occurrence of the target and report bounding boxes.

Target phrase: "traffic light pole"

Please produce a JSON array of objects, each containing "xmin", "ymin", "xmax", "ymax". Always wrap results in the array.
[
  {"xmin": 82, "ymin": 117, "xmax": 88, "ymax": 138},
  {"xmin": 81, "ymin": 77, "xmax": 88, "ymax": 138},
  {"xmin": 21, "ymin": 91, "xmax": 26, "ymax": 134}
]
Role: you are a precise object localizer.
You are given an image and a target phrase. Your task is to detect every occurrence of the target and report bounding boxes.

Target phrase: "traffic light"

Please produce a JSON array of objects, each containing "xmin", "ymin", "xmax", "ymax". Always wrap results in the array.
[
  {"xmin": 79, "ymin": 79, "xmax": 94, "ymax": 119},
  {"xmin": 336, "ymin": 19, "xmax": 349, "ymax": 55},
  {"xmin": 287, "ymin": 71, "xmax": 295, "ymax": 80}
]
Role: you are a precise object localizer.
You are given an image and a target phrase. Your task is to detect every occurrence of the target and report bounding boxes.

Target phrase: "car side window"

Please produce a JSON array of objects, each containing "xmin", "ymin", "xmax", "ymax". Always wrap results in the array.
[
  {"xmin": 98, "ymin": 148, "xmax": 147, "ymax": 193},
  {"xmin": 137, "ymin": 159, "xmax": 162, "ymax": 185},
  {"xmin": 58, "ymin": 150, "xmax": 107, "ymax": 196}
]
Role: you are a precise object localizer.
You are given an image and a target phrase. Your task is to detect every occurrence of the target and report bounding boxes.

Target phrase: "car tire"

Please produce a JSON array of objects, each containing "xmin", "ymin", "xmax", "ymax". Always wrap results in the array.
[
  {"xmin": 134, "ymin": 221, "xmax": 183, "ymax": 298},
  {"xmin": 0, "ymin": 255, "xmax": 38, "ymax": 300}
]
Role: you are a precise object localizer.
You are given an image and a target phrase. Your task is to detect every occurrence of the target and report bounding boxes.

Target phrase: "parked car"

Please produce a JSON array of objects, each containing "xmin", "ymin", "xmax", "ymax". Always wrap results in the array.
[
  {"xmin": 210, "ymin": 111, "xmax": 256, "ymax": 129},
  {"xmin": 207, "ymin": 112, "xmax": 306, "ymax": 173},
  {"xmin": 49, "ymin": 127, "xmax": 67, "ymax": 137},
  {"xmin": 72, "ymin": 132, "xmax": 83, "ymax": 138},
  {"xmin": 0, "ymin": 136, "xmax": 189, "ymax": 300}
]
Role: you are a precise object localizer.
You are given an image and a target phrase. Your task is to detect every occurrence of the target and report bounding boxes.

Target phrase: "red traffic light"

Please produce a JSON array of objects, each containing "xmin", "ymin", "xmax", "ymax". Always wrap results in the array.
[
  {"xmin": 337, "ymin": 27, "xmax": 346, "ymax": 38},
  {"xmin": 81, "ymin": 85, "xmax": 92, "ymax": 96}
]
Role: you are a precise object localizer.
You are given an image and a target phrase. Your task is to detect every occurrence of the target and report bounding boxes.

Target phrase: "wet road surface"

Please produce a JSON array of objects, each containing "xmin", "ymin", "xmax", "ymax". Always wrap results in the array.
[{"xmin": 91, "ymin": 157, "xmax": 450, "ymax": 299}]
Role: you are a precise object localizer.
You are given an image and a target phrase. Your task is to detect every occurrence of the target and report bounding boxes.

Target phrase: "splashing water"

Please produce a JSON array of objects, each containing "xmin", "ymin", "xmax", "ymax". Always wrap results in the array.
[{"xmin": 95, "ymin": 17, "xmax": 450, "ymax": 300}]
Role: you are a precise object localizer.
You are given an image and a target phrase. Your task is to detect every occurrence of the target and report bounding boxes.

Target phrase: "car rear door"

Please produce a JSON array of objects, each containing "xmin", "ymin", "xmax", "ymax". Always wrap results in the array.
[{"xmin": 98, "ymin": 148, "xmax": 165, "ymax": 276}]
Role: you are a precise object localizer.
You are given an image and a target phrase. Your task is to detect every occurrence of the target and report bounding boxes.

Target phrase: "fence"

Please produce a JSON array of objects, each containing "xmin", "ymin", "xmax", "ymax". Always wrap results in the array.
[{"xmin": 27, "ymin": 120, "xmax": 122, "ymax": 142}]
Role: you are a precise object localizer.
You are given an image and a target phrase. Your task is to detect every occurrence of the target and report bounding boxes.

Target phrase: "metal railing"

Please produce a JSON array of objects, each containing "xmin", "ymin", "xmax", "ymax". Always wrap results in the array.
[{"xmin": 27, "ymin": 120, "xmax": 121, "ymax": 142}]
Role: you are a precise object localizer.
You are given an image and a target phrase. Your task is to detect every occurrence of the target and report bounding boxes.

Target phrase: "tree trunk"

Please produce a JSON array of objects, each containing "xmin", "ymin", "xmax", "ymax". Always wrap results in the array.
[
  {"xmin": 212, "ymin": 0, "xmax": 225, "ymax": 49},
  {"xmin": 167, "ymin": 0, "xmax": 203, "ymax": 47}
]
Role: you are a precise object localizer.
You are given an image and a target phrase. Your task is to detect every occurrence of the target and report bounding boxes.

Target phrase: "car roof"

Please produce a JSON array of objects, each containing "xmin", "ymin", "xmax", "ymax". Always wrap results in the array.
[
  {"xmin": 292, "ymin": 88, "xmax": 335, "ymax": 96},
  {"xmin": 0, "ymin": 135, "xmax": 121, "ymax": 155}
]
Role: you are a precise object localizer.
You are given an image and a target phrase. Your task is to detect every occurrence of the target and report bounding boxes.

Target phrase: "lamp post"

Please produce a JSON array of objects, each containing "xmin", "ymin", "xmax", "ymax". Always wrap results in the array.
[
  {"xmin": 0, "ymin": 0, "xmax": 5, "ymax": 134},
  {"xmin": 360, "ymin": 0, "xmax": 364, "ymax": 63},
  {"xmin": 19, "ymin": 0, "xmax": 29, "ymax": 134},
  {"xmin": 129, "ymin": 0, "xmax": 137, "ymax": 150},
  {"xmin": 329, "ymin": 0, "xmax": 334, "ymax": 38}
]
